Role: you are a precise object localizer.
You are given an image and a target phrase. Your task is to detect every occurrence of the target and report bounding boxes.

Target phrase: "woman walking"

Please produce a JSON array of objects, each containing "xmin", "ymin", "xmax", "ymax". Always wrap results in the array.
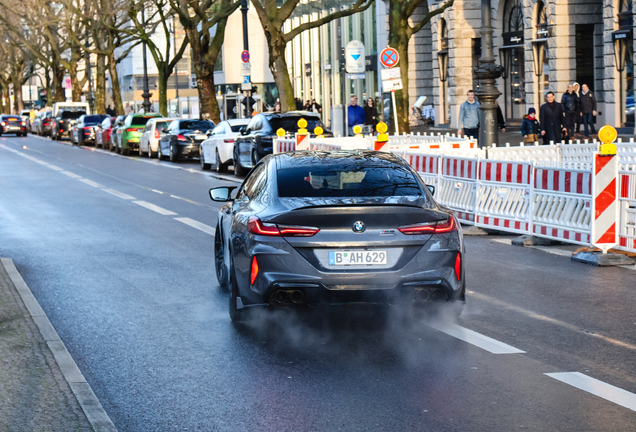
[{"xmin": 363, "ymin": 98, "xmax": 378, "ymax": 135}]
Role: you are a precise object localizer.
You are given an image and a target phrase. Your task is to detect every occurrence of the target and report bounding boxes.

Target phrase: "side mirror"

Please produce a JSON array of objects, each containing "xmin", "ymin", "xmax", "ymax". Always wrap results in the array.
[
  {"xmin": 209, "ymin": 186, "xmax": 237, "ymax": 202},
  {"xmin": 427, "ymin": 185, "xmax": 435, "ymax": 196},
  {"xmin": 162, "ymin": 128, "xmax": 168, "ymax": 134},
  {"xmin": 239, "ymin": 126, "xmax": 247, "ymax": 135},
  {"xmin": 206, "ymin": 129, "xmax": 212, "ymax": 136}
]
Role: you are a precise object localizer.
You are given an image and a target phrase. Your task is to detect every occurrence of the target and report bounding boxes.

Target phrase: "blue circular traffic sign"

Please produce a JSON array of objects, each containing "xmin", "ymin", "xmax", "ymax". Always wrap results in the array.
[{"xmin": 241, "ymin": 50, "xmax": 250, "ymax": 63}]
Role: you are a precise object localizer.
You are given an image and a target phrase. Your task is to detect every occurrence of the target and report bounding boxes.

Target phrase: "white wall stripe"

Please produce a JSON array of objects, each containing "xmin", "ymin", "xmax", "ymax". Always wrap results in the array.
[
  {"xmin": 174, "ymin": 217, "xmax": 216, "ymax": 236},
  {"xmin": 132, "ymin": 201, "xmax": 177, "ymax": 216},
  {"xmin": 545, "ymin": 372, "xmax": 636, "ymax": 412},
  {"xmin": 427, "ymin": 321, "xmax": 526, "ymax": 354}
]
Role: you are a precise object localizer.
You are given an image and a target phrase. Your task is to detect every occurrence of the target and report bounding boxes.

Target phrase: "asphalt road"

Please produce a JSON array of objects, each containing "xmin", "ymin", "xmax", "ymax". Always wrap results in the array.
[{"xmin": 1, "ymin": 134, "xmax": 636, "ymax": 431}]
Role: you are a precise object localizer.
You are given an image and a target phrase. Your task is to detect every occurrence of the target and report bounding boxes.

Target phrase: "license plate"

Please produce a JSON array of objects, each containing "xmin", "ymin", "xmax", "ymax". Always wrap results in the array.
[
  {"xmin": 195, "ymin": 135, "xmax": 207, "ymax": 140},
  {"xmin": 328, "ymin": 250, "xmax": 387, "ymax": 266}
]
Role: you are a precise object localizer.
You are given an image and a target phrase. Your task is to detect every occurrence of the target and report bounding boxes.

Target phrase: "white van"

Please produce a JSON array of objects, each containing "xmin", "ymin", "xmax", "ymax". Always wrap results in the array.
[{"xmin": 52, "ymin": 102, "xmax": 91, "ymax": 117}]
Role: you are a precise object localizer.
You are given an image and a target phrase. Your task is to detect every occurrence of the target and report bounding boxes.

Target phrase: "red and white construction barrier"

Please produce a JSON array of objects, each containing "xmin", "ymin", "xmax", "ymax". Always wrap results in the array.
[
  {"xmin": 436, "ymin": 156, "xmax": 479, "ymax": 224},
  {"xmin": 618, "ymin": 171, "xmax": 636, "ymax": 252},
  {"xmin": 591, "ymin": 153, "xmax": 619, "ymax": 252}
]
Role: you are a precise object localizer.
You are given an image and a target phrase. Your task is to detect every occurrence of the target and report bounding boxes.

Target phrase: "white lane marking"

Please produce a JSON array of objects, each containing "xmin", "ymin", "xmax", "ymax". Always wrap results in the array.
[
  {"xmin": 48, "ymin": 165, "xmax": 64, "ymax": 171},
  {"xmin": 174, "ymin": 217, "xmax": 216, "ymax": 236},
  {"xmin": 61, "ymin": 171, "xmax": 82, "ymax": 179},
  {"xmin": 470, "ymin": 291, "xmax": 636, "ymax": 351},
  {"xmin": 132, "ymin": 200, "xmax": 177, "ymax": 216},
  {"xmin": 79, "ymin": 178, "xmax": 104, "ymax": 188},
  {"xmin": 427, "ymin": 321, "xmax": 525, "ymax": 354},
  {"xmin": 102, "ymin": 188, "xmax": 136, "ymax": 200},
  {"xmin": 545, "ymin": 372, "xmax": 636, "ymax": 412}
]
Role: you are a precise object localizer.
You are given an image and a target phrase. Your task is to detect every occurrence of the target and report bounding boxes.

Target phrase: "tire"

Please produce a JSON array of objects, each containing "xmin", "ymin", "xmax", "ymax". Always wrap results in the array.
[
  {"xmin": 169, "ymin": 144, "xmax": 178, "ymax": 163},
  {"xmin": 251, "ymin": 148, "xmax": 259, "ymax": 166},
  {"xmin": 148, "ymin": 144, "xmax": 156, "ymax": 158},
  {"xmin": 233, "ymin": 146, "xmax": 246, "ymax": 176},
  {"xmin": 215, "ymin": 150, "xmax": 227, "ymax": 173},
  {"xmin": 157, "ymin": 144, "xmax": 165, "ymax": 160},
  {"xmin": 214, "ymin": 222, "xmax": 229, "ymax": 289},
  {"xmin": 229, "ymin": 263, "xmax": 246, "ymax": 322},
  {"xmin": 122, "ymin": 147, "xmax": 129, "ymax": 156},
  {"xmin": 200, "ymin": 148, "xmax": 211, "ymax": 170}
]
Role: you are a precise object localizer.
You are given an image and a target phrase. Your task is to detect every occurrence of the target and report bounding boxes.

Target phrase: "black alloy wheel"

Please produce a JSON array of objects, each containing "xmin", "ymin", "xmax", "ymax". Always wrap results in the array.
[
  {"xmin": 233, "ymin": 145, "xmax": 246, "ymax": 176},
  {"xmin": 157, "ymin": 143, "xmax": 164, "ymax": 160},
  {"xmin": 216, "ymin": 150, "xmax": 227, "ymax": 173},
  {"xmin": 214, "ymin": 222, "xmax": 229, "ymax": 289},
  {"xmin": 169, "ymin": 144, "xmax": 178, "ymax": 163}
]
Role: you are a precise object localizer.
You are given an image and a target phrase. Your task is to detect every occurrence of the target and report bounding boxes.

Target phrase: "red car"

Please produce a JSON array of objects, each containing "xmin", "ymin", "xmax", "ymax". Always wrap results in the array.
[{"xmin": 95, "ymin": 116, "xmax": 118, "ymax": 149}]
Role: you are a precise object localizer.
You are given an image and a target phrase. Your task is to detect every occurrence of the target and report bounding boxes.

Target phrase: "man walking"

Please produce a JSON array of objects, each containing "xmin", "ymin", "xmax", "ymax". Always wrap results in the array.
[
  {"xmin": 458, "ymin": 90, "xmax": 480, "ymax": 143},
  {"xmin": 561, "ymin": 84, "xmax": 580, "ymax": 140},
  {"xmin": 580, "ymin": 83, "xmax": 597, "ymax": 139},
  {"xmin": 347, "ymin": 95, "xmax": 365, "ymax": 136},
  {"xmin": 540, "ymin": 91, "xmax": 565, "ymax": 145}
]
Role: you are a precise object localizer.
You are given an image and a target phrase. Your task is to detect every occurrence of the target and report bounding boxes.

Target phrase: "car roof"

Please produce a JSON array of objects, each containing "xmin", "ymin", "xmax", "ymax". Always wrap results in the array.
[
  {"xmin": 226, "ymin": 118, "xmax": 250, "ymax": 126},
  {"xmin": 263, "ymin": 111, "xmax": 321, "ymax": 120},
  {"xmin": 273, "ymin": 150, "xmax": 409, "ymax": 170}
]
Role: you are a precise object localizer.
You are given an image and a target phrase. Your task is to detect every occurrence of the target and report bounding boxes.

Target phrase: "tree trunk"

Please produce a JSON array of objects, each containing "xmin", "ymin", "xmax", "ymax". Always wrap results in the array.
[
  {"xmin": 94, "ymin": 54, "xmax": 106, "ymax": 114},
  {"xmin": 0, "ymin": 84, "xmax": 8, "ymax": 114},
  {"xmin": 394, "ymin": 40, "xmax": 410, "ymax": 134},
  {"xmin": 266, "ymin": 31, "xmax": 295, "ymax": 112},
  {"xmin": 108, "ymin": 51, "xmax": 123, "ymax": 115},
  {"xmin": 157, "ymin": 66, "xmax": 168, "ymax": 116},
  {"xmin": 13, "ymin": 83, "xmax": 24, "ymax": 113},
  {"xmin": 196, "ymin": 70, "xmax": 220, "ymax": 122},
  {"xmin": 53, "ymin": 65, "xmax": 66, "ymax": 103}
]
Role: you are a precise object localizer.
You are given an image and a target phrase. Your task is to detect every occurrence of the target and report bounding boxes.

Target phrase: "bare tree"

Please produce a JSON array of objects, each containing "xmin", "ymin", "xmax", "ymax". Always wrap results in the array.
[
  {"xmin": 388, "ymin": 0, "xmax": 454, "ymax": 133},
  {"xmin": 169, "ymin": 0, "xmax": 239, "ymax": 122},
  {"xmin": 251, "ymin": 0, "xmax": 373, "ymax": 112}
]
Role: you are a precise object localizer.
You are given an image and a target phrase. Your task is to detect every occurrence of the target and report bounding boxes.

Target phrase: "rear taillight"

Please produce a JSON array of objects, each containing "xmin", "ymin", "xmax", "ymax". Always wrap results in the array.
[
  {"xmin": 154, "ymin": 129, "xmax": 160, "ymax": 139},
  {"xmin": 59, "ymin": 120, "xmax": 64, "ymax": 124},
  {"xmin": 398, "ymin": 217, "xmax": 457, "ymax": 235},
  {"xmin": 126, "ymin": 128, "xmax": 138, "ymax": 132},
  {"xmin": 247, "ymin": 216, "xmax": 319, "ymax": 237},
  {"xmin": 1, "ymin": 122, "xmax": 5, "ymax": 126},
  {"xmin": 223, "ymin": 139, "xmax": 234, "ymax": 143},
  {"xmin": 454, "ymin": 252, "xmax": 461, "ymax": 280},
  {"xmin": 177, "ymin": 134, "xmax": 186, "ymax": 141},
  {"xmin": 250, "ymin": 256, "xmax": 259, "ymax": 285},
  {"xmin": 84, "ymin": 127, "xmax": 92, "ymax": 130}
]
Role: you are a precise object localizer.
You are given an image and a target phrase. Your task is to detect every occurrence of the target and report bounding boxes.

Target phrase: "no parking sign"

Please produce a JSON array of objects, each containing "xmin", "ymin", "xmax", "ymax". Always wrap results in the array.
[{"xmin": 380, "ymin": 47, "xmax": 399, "ymax": 68}]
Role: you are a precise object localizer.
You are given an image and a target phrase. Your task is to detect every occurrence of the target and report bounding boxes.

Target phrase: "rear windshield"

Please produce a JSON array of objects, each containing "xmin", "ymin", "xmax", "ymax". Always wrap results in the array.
[
  {"xmin": 131, "ymin": 116, "xmax": 158, "ymax": 126},
  {"xmin": 85, "ymin": 115, "xmax": 108, "ymax": 124},
  {"xmin": 60, "ymin": 111, "xmax": 85, "ymax": 119},
  {"xmin": 155, "ymin": 121, "xmax": 171, "ymax": 130},
  {"xmin": 269, "ymin": 117, "xmax": 324, "ymax": 133},
  {"xmin": 180, "ymin": 120, "xmax": 214, "ymax": 130},
  {"xmin": 277, "ymin": 165, "xmax": 423, "ymax": 198}
]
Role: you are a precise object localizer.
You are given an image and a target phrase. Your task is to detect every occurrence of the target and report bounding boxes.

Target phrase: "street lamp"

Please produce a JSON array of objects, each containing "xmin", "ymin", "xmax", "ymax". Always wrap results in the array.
[
  {"xmin": 170, "ymin": 17, "xmax": 179, "ymax": 100},
  {"xmin": 437, "ymin": 51, "xmax": 448, "ymax": 123},
  {"xmin": 140, "ymin": 6, "xmax": 152, "ymax": 113},
  {"xmin": 473, "ymin": 0, "xmax": 503, "ymax": 148}
]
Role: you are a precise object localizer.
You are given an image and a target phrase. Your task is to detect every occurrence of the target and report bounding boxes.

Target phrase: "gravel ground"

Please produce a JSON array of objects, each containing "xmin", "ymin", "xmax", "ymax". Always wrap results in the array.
[{"xmin": 0, "ymin": 262, "xmax": 92, "ymax": 432}]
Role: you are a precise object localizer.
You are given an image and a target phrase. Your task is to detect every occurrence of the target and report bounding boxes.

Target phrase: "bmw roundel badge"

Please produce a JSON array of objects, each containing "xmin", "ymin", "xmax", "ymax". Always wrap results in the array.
[{"xmin": 352, "ymin": 221, "xmax": 365, "ymax": 233}]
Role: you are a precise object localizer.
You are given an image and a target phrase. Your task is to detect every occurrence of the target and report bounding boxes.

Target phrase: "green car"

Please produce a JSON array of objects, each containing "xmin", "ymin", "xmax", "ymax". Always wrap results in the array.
[{"xmin": 116, "ymin": 113, "xmax": 162, "ymax": 155}]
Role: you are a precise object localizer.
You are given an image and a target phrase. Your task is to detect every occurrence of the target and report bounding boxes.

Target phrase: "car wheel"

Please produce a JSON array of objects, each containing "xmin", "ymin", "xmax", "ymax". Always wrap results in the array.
[
  {"xmin": 229, "ymin": 262, "xmax": 246, "ymax": 322},
  {"xmin": 122, "ymin": 146, "xmax": 129, "ymax": 156},
  {"xmin": 214, "ymin": 223, "xmax": 229, "ymax": 289},
  {"xmin": 233, "ymin": 146, "xmax": 246, "ymax": 176},
  {"xmin": 251, "ymin": 148, "xmax": 259, "ymax": 166},
  {"xmin": 169, "ymin": 144, "xmax": 178, "ymax": 163},
  {"xmin": 215, "ymin": 150, "xmax": 227, "ymax": 173},
  {"xmin": 148, "ymin": 144, "xmax": 155, "ymax": 158},
  {"xmin": 200, "ymin": 149, "xmax": 211, "ymax": 170},
  {"xmin": 157, "ymin": 144, "xmax": 164, "ymax": 160}
]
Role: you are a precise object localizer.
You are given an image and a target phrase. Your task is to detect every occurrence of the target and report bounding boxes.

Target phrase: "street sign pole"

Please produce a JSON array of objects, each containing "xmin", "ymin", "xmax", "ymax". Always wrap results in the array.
[
  {"xmin": 391, "ymin": 90, "xmax": 399, "ymax": 136},
  {"xmin": 379, "ymin": 47, "xmax": 401, "ymax": 135}
]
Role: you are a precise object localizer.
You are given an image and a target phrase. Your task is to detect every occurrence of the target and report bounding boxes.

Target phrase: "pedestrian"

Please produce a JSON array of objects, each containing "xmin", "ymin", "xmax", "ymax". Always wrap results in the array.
[
  {"xmin": 363, "ymin": 98, "xmax": 378, "ymax": 134},
  {"xmin": 561, "ymin": 84, "xmax": 580, "ymax": 141},
  {"xmin": 106, "ymin": 105, "xmax": 115, "ymax": 116},
  {"xmin": 347, "ymin": 95, "xmax": 365, "ymax": 136},
  {"xmin": 580, "ymin": 83, "xmax": 597, "ymax": 139},
  {"xmin": 572, "ymin": 82, "xmax": 582, "ymax": 137},
  {"xmin": 540, "ymin": 91, "xmax": 566, "ymax": 145},
  {"xmin": 310, "ymin": 99, "xmax": 322, "ymax": 115},
  {"xmin": 295, "ymin": 98, "xmax": 303, "ymax": 110},
  {"xmin": 496, "ymin": 103, "xmax": 506, "ymax": 133},
  {"xmin": 274, "ymin": 100, "xmax": 281, "ymax": 113},
  {"xmin": 304, "ymin": 100, "xmax": 312, "ymax": 111},
  {"xmin": 458, "ymin": 90, "xmax": 480, "ymax": 142},
  {"xmin": 520, "ymin": 107, "xmax": 540, "ymax": 144}
]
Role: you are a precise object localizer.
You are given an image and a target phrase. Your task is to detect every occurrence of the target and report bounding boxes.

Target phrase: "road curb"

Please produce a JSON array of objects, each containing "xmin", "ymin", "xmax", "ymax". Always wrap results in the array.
[{"xmin": 0, "ymin": 258, "xmax": 118, "ymax": 432}]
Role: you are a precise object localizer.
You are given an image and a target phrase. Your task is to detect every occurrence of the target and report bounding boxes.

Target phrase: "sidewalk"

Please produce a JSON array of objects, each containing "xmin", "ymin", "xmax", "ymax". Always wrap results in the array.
[{"xmin": 0, "ymin": 259, "xmax": 115, "ymax": 431}]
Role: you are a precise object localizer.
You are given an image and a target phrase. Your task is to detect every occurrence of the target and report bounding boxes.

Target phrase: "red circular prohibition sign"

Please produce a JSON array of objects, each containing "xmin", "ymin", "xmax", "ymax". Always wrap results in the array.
[{"xmin": 380, "ymin": 47, "xmax": 399, "ymax": 68}]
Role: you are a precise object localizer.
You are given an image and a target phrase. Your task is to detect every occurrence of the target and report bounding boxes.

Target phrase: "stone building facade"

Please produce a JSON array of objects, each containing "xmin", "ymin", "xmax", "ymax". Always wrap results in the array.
[{"xmin": 422, "ymin": 0, "xmax": 635, "ymax": 131}]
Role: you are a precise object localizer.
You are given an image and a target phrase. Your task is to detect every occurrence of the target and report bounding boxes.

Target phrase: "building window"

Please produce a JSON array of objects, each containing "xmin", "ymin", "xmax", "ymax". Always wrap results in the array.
[{"xmin": 501, "ymin": 0, "xmax": 525, "ymax": 119}]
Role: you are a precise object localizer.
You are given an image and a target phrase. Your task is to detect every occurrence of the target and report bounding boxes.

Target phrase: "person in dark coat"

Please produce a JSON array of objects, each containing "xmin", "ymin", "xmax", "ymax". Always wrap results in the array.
[
  {"xmin": 540, "ymin": 91, "xmax": 566, "ymax": 145},
  {"xmin": 561, "ymin": 84, "xmax": 580, "ymax": 140},
  {"xmin": 520, "ymin": 107, "xmax": 540, "ymax": 143},
  {"xmin": 363, "ymin": 98, "xmax": 378, "ymax": 134}
]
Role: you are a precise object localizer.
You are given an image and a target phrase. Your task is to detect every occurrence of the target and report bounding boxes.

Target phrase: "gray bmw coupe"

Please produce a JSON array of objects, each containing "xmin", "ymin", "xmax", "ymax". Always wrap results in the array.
[{"xmin": 210, "ymin": 150, "xmax": 465, "ymax": 321}]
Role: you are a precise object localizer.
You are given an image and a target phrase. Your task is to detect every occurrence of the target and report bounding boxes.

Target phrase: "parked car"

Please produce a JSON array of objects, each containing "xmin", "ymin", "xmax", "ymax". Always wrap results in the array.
[
  {"xmin": 157, "ymin": 119, "xmax": 215, "ymax": 162},
  {"xmin": 109, "ymin": 115, "xmax": 126, "ymax": 151},
  {"xmin": 69, "ymin": 114, "xmax": 110, "ymax": 146},
  {"xmin": 199, "ymin": 119, "xmax": 250, "ymax": 172},
  {"xmin": 51, "ymin": 110, "xmax": 86, "ymax": 140},
  {"xmin": 35, "ymin": 111, "xmax": 53, "ymax": 136},
  {"xmin": 52, "ymin": 102, "xmax": 90, "ymax": 117},
  {"xmin": 30, "ymin": 111, "xmax": 46, "ymax": 135},
  {"xmin": 95, "ymin": 116, "xmax": 118, "ymax": 149},
  {"xmin": 139, "ymin": 117, "xmax": 177, "ymax": 157},
  {"xmin": 20, "ymin": 109, "xmax": 31, "ymax": 123},
  {"xmin": 0, "ymin": 114, "xmax": 27, "ymax": 137},
  {"xmin": 209, "ymin": 150, "xmax": 464, "ymax": 322},
  {"xmin": 115, "ymin": 113, "xmax": 163, "ymax": 155},
  {"xmin": 234, "ymin": 112, "xmax": 331, "ymax": 175}
]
